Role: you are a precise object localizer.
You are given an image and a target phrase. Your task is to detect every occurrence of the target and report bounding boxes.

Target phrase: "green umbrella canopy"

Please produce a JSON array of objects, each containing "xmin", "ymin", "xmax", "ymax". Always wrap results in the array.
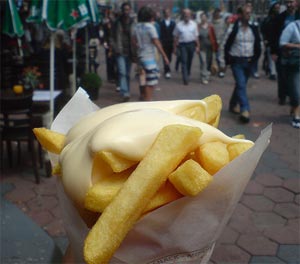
[
  {"xmin": 2, "ymin": 0, "xmax": 24, "ymax": 37},
  {"xmin": 26, "ymin": 0, "xmax": 100, "ymax": 30}
]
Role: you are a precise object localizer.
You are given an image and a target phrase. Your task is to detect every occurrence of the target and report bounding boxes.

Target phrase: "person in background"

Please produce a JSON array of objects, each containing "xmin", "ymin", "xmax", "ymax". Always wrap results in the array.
[
  {"xmin": 260, "ymin": 1, "xmax": 281, "ymax": 80},
  {"xmin": 159, "ymin": 8, "xmax": 176, "ymax": 79},
  {"xmin": 212, "ymin": 8, "xmax": 227, "ymax": 78},
  {"xmin": 269, "ymin": 0, "xmax": 299, "ymax": 105},
  {"xmin": 173, "ymin": 9, "xmax": 200, "ymax": 85},
  {"xmin": 102, "ymin": 10, "xmax": 117, "ymax": 84},
  {"xmin": 198, "ymin": 12, "xmax": 218, "ymax": 84},
  {"xmin": 279, "ymin": 19, "xmax": 300, "ymax": 128},
  {"xmin": 132, "ymin": 6, "xmax": 169, "ymax": 101},
  {"xmin": 224, "ymin": 5, "xmax": 261, "ymax": 123},
  {"xmin": 111, "ymin": 2, "xmax": 135, "ymax": 102}
]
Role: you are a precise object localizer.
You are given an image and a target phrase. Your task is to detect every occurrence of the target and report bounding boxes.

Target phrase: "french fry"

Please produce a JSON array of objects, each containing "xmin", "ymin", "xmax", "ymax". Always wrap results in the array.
[
  {"xmin": 227, "ymin": 142, "xmax": 254, "ymax": 161},
  {"xmin": 84, "ymin": 170, "xmax": 132, "ymax": 213},
  {"xmin": 232, "ymin": 134, "xmax": 246, "ymax": 139},
  {"xmin": 196, "ymin": 141, "xmax": 230, "ymax": 175},
  {"xmin": 178, "ymin": 95, "xmax": 222, "ymax": 127},
  {"xmin": 179, "ymin": 104, "xmax": 206, "ymax": 123},
  {"xmin": 84, "ymin": 125, "xmax": 202, "ymax": 264},
  {"xmin": 202, "ymin": 95, "xmax": 222, "ymax": 126},
  {"xmin": 33, "ymin": 127, "xmax": 65, "ymax": 154},
  {"xmin": 169, "ymin": 159, "xmax": 212, "ymax": 196},
  {"xmin": 98, "ymin": 151, "xmax": 138, "ymax": 173},
  {"xmin": 85, "ymin": 178, "xmax": 183, "ymax": 214},
  {"xmin": 144, "ymin": 181, "xmax": 183, "ymax": 213}
]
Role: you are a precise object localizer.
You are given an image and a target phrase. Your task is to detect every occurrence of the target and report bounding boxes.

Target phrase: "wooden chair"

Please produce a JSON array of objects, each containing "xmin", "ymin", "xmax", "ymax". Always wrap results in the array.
[{"xmin": 0, "ymin": 93, "xmax": 40, "ymax": 183}]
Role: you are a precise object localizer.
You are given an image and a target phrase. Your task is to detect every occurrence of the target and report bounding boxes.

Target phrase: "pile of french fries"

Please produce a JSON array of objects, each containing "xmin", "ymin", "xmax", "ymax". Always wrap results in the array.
[{"xmin": 33, "ymin": 95, "xmax": 253, "ymax": 264}]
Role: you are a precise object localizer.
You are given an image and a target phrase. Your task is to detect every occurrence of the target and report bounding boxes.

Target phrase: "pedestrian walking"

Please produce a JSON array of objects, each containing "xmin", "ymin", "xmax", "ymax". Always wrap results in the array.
[
  {"xmin": 269, "ymin": 0, "xmax": 299, "ymax": 105},
  {"xmin": 212, "ymin": 8, "xmax": 228, "ymax": 78},
  {"xmin": 260, "ymin": 1, "xmax": 280, "ymax": 80},
  {"xmin": 173, "ymin": 9, "xmax": 200, "ymax": 85},
  {"xmin": 159, "ymin": 8, "xmax": 176, "ymax": 79},
  {"xmin": 224, "ymin": 5, "xmax": 261, "ymax": 123},
  {"xmin": 198, "ymin": 12, "xmax": 218, "ymax": 84},
  {"xmin": 111, "ymin": 2, "xmax": 135, "ymax": 101},
  {"xmin": 132, "ymin": 6, "xmax": 169, "ymax": 101},
  {"xmin": 280, "ymin": 19, "xmax": 300, "ymax": 128}
]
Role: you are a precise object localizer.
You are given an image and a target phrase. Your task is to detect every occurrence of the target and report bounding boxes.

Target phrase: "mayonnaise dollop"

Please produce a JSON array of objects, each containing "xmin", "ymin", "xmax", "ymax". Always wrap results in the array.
[{"xmin": 60, "ymin": 102, "xmax": 251, "ymax": 207}]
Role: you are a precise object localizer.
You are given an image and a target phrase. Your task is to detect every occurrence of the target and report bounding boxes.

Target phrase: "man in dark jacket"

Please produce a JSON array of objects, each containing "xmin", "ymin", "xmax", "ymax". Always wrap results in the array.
[
  {"xmin": 111, "ymin": 2, "xmax": 134, "ymax": 101},
  {"xmin": 159, "ymin": 9, "xmax": 176, "ymax": 79},
  {"xmin": 269, "ymin": 0, "xmax": 299, "ymax": 105},
  {"xmin": 224, "ymin": 5, "xmax": 261, "ymax": 123}
]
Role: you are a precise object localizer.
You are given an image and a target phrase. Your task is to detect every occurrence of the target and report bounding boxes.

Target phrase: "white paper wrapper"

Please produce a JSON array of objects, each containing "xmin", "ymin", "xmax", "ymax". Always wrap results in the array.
[{"xmin": 51, "ymin": 88, "xmax": 271, "ymax": 264}]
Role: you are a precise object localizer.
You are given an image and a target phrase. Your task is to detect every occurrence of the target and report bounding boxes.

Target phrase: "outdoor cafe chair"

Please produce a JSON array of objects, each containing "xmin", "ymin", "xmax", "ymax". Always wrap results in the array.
[{"xmin": 0, "ymin": 93, "xmax": 40, "ymax": 183}]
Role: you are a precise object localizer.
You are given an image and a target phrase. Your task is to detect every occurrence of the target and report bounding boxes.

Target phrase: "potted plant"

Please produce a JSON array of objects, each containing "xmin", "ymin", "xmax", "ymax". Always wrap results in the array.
[{"xmin": 80, "ymin": 72, "xmax": 102, "ymax": 100}]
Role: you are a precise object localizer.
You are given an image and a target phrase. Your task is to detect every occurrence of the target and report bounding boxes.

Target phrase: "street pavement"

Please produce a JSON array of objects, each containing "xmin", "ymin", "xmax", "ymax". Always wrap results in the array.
[{"xmin": 1, "ymin": 53, "xmax": 299, "ymax": 263}]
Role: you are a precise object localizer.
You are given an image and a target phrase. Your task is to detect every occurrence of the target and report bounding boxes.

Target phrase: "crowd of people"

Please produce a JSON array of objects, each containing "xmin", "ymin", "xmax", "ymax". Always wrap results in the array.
[
  {"xmin": 99, "ymin": 0, "xmax": 299, "ymax": 128},
  {"xmin": 2, "ymin": 1, "xmax": 299, "ymax": 128}
]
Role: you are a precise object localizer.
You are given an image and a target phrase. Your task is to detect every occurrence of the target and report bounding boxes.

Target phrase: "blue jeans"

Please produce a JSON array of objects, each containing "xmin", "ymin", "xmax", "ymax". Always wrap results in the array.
[
  {"xmin": 116, "ymin": 55, "xmax": 131, "ymax": 97},
  {"xmin": 230, "ymin": 59, "xmax": 253, "ymax": 112},
  {"xmin": 286, "ymin": 66, "xmax": 300, "ymax": 107},
  {"xmin": 179, "ymin": 42, "xmax": 195, "ymax": 83}
]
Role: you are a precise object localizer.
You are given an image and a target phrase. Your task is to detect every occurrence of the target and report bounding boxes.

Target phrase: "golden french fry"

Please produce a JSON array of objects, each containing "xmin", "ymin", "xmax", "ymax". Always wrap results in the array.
[
  {"xmin": 179, "ymin": 104, "xmax": 206, "ymax": 122},
  {"xmin": 169, "ymin": 159, "xmax": 212, "ymax": 196},
  {"xmin": 33, "ymin": 127, "xmax": 65, "ymax": 154},
  {"xmin": 98, "ymin": 151, "xmax": 138, "ymax": 173},
  {"xmin": 51, "ymin": 163, "xmax": 61, "ymax": 176},
  {"xmin": 210, "ymin": 113, "xmax": 221, "ymax": 128},
  {"xmin": 227, "ymin": 142, "xmax": 254, "ymax": 161},
  {"xmin": 84, "ymin": 170, "xmax": 131, "ymax": 213},
  {"xmin": 178, "ymin": 95, "xmax": 222, "ymax": 127},
  {"xmin": 85, "ymin": 178, "xmax": 182, "ymax": 214},
  {"xmin": 232, "ymin": 134, "xmax": 246, "ymax": 139},
  {"xmin": 144, "ymin": 181, "xmax": 183, "ymax": 213},
  {"xmin": 84, "ymin": 125, "xmax": 202, "ymax": 264},
  {"xmin": 202, "ymin": 95, "xmax": 222, "ymax": 126},
  {"xmin": 196, "ymin": 141, "xmax": 229, "ymax": 175}
]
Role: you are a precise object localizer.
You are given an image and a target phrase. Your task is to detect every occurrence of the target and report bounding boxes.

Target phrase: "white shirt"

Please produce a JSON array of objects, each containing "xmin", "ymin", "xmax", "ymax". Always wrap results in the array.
[
  {"xmin": 224, "ymin": 22, "xmax": 255, "ymax": 57},
  {"xmin": 280, "ymin": 20, "xmax": 300, "ymax": 46},
  {"xmin": 173, "ymin": 20, "xmax": 199, "ymax": 43}
]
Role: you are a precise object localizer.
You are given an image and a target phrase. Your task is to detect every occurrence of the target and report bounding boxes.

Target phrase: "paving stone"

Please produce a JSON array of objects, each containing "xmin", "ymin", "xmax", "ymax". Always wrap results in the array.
[
  {"xmin": 229, "ymin": 203, "xmax": 260, "ymax": 234},
  {"xmin": 283, "ymin": 178, "xmax": 300, "ymax": 194},
  {"xmin": 295, "ymin": 194, "xmax": 300, "ymax": 205},
  {"xmin": 241, "ymin": 194, "xmax": 274, "ymax": 212},
  {"xmin": 252, "ymin": 212, "xmax": 286, "ymax": 229},
  {"xmin": 237, "ymin": 235, "xmax": 278, "ymax": 255},
  {"xmin": 44, "ymin": 219, "xmax": 66, "ymax": 237},
  {"xmin": 255, "ymin": 173, "xmax": 283, "ymax": 187},
  {"xmin": 275, "ymin": 168, "xmax": 300, "ymax": 179},
  {"xmin": 218, "ymin": 226, "xmax": 239, "ymax": 244},
  {"xmin": 210, "ymin": 244, "xmax": 251, "ymax": 264},
  {"xmin": 33, "ymin": 177, "xmax": 58, "ymax": 196},
  {"xmin": 26, "ymin": 196, "xmax": 58, "ymax": 212},
  {"xmin": 264, "ymin": 223, "xmax": 300, "ymax": 244},
  {"xmin": 263, "ymin": 187, "xmax": 294, "ymax": 202},
  {"xmin": 273, "ymin": 202, "xmax": 300, "ymax": 219},
  {"xmin": 5, "ymin": 187, "xmax": 36, "ymax": 203},
  {"xmin": 250, "ymin": 256, "xmax": 285, "ymax": 264},
  {"xmin": 277, "ymin": 245, "xmax": 300, "ymax": 263},
  {"xmin": 245, "ymin": 180, "xmax": 264, "ymax": 195},
  {"xmin": 27, "ymin": 210, "xmax": 54, "ymax": 227}
]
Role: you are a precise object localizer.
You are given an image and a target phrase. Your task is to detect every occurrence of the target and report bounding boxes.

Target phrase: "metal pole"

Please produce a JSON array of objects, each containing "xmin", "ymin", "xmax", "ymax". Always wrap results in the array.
[{"xmin": 50, "ymin": 32, "xmax": 55, "ymax": 123}]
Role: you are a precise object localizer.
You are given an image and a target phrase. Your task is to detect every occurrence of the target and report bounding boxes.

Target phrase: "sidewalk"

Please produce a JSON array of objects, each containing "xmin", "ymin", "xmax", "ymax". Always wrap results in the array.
[{"xmin": 1, "ymin": 54, "xmax": 299, "ymax": 263}]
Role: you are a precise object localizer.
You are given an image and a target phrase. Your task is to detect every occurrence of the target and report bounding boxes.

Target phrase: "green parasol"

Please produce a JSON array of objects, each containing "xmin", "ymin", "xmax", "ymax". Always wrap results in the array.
[{"xmin": 2, "ymin": 0, "xmax": 25, "ymax": 56}]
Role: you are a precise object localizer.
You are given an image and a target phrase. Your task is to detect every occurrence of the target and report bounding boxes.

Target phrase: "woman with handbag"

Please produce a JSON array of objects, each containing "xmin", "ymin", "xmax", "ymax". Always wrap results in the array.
[{"xmin": 280, "ymin": 19, "xmax": 300, "ymax": 128}]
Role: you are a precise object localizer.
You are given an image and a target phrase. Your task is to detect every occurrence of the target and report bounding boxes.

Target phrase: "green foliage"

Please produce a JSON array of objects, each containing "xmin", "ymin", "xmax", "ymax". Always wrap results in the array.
[{"xmin": 80, "ymin": 73, "xmax": 102, "ymax": 90}]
